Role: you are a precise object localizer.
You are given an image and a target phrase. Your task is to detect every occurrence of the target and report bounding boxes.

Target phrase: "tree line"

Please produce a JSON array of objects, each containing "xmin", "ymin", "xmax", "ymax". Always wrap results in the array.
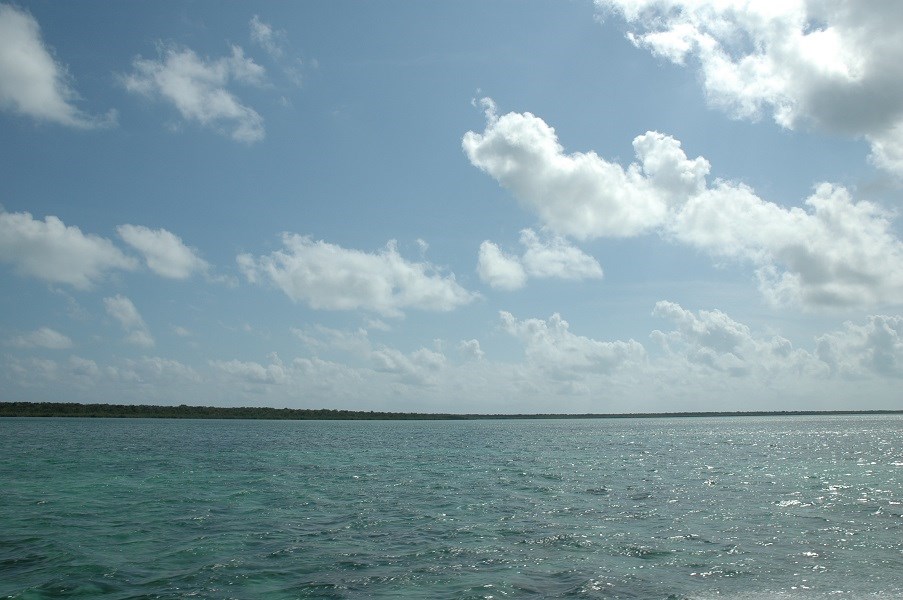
[{"xmin": 1, "ymin": 401, "xmax": 900, "ymax": 420}]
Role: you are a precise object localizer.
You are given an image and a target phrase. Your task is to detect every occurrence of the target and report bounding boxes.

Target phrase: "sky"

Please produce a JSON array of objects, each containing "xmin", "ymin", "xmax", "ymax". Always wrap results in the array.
[{"xmin": 1, "ymin": 0, "xmax": 902, "ymax": 413}]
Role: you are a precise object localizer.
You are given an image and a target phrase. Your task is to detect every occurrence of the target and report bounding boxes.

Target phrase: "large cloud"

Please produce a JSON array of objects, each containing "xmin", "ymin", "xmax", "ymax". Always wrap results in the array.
[
  {"xmin": 597, "ymin": 0, "xmax": 903, "ymax": 174},
  {"xmin": 0, "ymin": 210, "xmax": 137, "ymax": 288},
  {"xmin": 238, "ymin": 234, "xmax": 477, "ymax": 317},
  {"xmin": 463, "ymin": 99, "xmax": 679, "ymax": 238},
  {"xmin": 123, "ymin": 44, "xmax": 265, "ymax": 142},
  {"xmin": 673, "ymin": 181, "xmax": 903, "ymax": 308},
  {"xmin": 816, "ymin": 315, "xmax": 903, "ymax": 378},
  {"xmin": 117, "ymin": 224, "xmax": 209, "ymax": 279},
  {"xmin": 651, "ymin": 300, "xmax": 822, "ymax": 377},
  {"xmin": 464, "ymin": 102, "xmax": 903, "ymax": 309},
  {"xmin": 0, "ymin": 4, "xmax": 113, "ymax": 128}
]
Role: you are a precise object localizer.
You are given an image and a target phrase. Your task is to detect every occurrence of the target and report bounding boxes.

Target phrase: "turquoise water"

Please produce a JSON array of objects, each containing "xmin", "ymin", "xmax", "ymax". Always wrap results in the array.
[{"xmin": 1, "ymin": 416, "xmax": 901, "ymax": 599}]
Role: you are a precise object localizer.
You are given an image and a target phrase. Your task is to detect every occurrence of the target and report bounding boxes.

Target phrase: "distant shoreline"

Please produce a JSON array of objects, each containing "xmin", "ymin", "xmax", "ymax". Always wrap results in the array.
[{"xmin": 1, "ymin": 401, "xmax": 901, "ymax": 420}]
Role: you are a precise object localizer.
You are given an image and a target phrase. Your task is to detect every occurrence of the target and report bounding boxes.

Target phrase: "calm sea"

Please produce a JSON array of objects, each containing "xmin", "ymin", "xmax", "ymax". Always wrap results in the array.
[{"xmin": 1, "ymin": 416, "xmax": 901, "ymax": 599}]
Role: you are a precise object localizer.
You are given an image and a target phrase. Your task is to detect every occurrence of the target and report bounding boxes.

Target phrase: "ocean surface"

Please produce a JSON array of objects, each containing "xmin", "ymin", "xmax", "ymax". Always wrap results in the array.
[{"xmin": 1, "ymin": 415, "xmax": 901, "ymax": 599}]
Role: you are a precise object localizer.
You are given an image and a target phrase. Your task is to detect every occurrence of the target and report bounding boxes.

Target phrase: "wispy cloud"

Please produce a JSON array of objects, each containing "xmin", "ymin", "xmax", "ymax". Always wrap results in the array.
[
  {"xmin": 117, "ymin": 224, "xmax": 209, "ymax": 279},
  {"xmin": 104, "ymin": 294, "xmax": 154, "ymax": 347},
  {"xmin": 0, "ymin": 4, "xmax": 114, "ymax": 128},
  {"xmin": 122, "ymin": 43, "xmax": 266, "ymax": 142},
  {"xmin": 9, "ymin": 327, "xmax": 72, "ymax": 350}
]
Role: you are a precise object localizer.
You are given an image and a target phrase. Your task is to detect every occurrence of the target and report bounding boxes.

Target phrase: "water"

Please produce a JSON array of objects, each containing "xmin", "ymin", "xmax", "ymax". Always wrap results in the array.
[{"xmin": 1, "ymin": 416, "xmax": 901, "ymax": 599}]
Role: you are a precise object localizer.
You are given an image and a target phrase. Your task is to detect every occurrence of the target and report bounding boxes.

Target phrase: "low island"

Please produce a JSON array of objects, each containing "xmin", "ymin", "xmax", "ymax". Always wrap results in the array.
[{"xmin": 1, "ymin": 401, "xmax": 900, "ymax": 420}]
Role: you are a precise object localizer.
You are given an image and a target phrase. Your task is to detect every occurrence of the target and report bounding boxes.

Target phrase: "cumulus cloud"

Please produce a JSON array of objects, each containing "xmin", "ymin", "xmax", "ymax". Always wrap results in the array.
[
  {"xmin": 0, "ymin": 210, "xmax": 137, "ymax": 288},
  {"xmin": 122, "ymin": 43, "xmax": 265, "ymax": 142},
  {"xmin": 651, "ymin": 300, "xmax": 820, "ymax": 377},
  {"xmin": 238, "ymin": 234, "xmax": 477, "ymax": 317},
  {"xmin": 10, "ymin": 327, "xmax": 72, "ymax": 349},
  {"xmin": 458, "ymin": 339, "xmax": 485, "ymax": 361},
  {"xmin": 816, "ymin": 315, "xmax": 903, "ymax": 378},
  {"xmin": 518, "ymin": 229, "xmax": 603, "ymax": 281},
  {"xmin": 478, "ymin": 229, "xmax": 603, "ymax": 290},
  {"xmin": 0, "ymin": 4, "xmax": 113, "ymax": 128},
  {"xmin": 104, "ymin": 294, "xmax": 154, "ymax": 347},
  {"xmin": 464, "ymin": 102, "xmax": 903, "ymax": 309},
  {"xmin": 597, "ymin": 0, "xmax": 903, "ymax": 174},
  {"xmin": 500, "ymin": 311, "xmax": 645, "ymax": 378},
  {"xmin": 117, "ymin": 224, "xmax": 209, "ymax": 279},
  {"xmin": 477, "ymin": 241, "xmax": 526, "ymax": 290},
  {"xmin": 463, "ymin": 99, "xmax": 676, "ymax": 239},
  {"xmin": 674, "ymin": 182, "xmax": 903, "ymax": 308}
]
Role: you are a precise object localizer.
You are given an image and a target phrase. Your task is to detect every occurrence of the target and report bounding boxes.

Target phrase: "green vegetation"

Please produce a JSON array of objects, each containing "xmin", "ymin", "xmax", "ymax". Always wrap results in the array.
[{"xmin": 0, "ymin": 401, "xmax": 901, "ymax": 420}]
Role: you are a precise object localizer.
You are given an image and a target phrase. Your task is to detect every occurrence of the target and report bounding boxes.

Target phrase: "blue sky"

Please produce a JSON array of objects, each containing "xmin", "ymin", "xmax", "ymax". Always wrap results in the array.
[{"xmin": 2, "ymin": 0, "xmax": 902, "ymax": 413}]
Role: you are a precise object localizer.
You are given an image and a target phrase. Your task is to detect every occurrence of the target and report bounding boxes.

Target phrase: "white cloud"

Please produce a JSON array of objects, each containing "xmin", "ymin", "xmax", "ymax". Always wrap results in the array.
[
  {"xmin": 597, "ymin": 0, "xmax": 903, "ymax": 174},
  {"xmin": 5, "ymin": 355, "xmax": 59, "ymax": 383},
  {"xmin": 291, "ymin": 323, "xmax": 450, "ymax": 387},
  {"xmin": 3, "ymin": 352, "xmax": 202, "ymax": 402},
  {"xmin": 104, "ymin": 294, "xmax": 154, "ymax": 347},
  {"xmin": 651, "ymin": 300, "xmax": 821, "ymax": 377},
  {"xmin": 10, "ymin": 327, "xmax": 72, "ymax": 349},
  {"xmin": 500, "ymin": 311, "xmax": 645, "ymax": 378},
  {"xmin": 210, "ymin": 353, "xmax": 287, "ymax": 385},
  {"xmin": 816, "ymin": 315, "xmax": 903, "ymax": 378},
  {"xmin": 370, "ymin": 345, "xmax": 447, "ymax": 386},
  {"xmin": 250, "ymin": 15, "xmax": 285, "ymax": 60},
  {"xmin": 465, "ymin": 102, "xmax": 903, "ymax": 309},
  {"xmin": 238, "ymin": 234, "xmax": 477, "ymax": 317},
  {"xmin": 520, "ymin": 228, "xmax": 603, "ymax": 280},
  {"xmin": 123, "ymin": 43, "xmax": 265, "ymax": 142},
  {"xmin": 0, "ymin": 210, "xmax": 137, "ymax": 288},
  {"xmin": 478, "ymin": 229, "xmax": 602, "ymax": 290},
  {"xmin": 0, "ymin": 4, "xmax": 113, "ymax": 128},
  {"xmin": 6, "ymin": 308, "xmax": 903, "ymax": 412},
  {"xmin": 68, "ymin": 355, "xmax": 100, "ymax": 380},
  {"xmin": 673, "ymin": 182, "xmax": 903, "ymax": 309},
  {"xmin": 117, "ymin": 224, "xmax": 209, "ymax": 279},
  {"xmin": 458, "ymin": 339, "xmax": 485, "ymax": 361},
  {"xmin": 291, "ymin": 324, "xmax": 372, "ymax": 356},
  {"xmin": 249, "ymin": 15, "xmax": 305, "ymax": 87},
  {"xmin": 463, "ymin": 100, "xmax": 675, "ymax": 239},
  {"xmin": 477, "ymin": 241, "xmax": 526, "ymax": 290},
  {"xmin": 120, "ymin": 356, "xmax": 200, "ymax": 384}
]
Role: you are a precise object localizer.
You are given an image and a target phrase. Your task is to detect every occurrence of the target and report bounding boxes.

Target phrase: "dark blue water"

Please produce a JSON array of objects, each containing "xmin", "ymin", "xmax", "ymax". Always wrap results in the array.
[{"xmin": 1, "ymin": 416, "xmax": 901, "ymax": 598}]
